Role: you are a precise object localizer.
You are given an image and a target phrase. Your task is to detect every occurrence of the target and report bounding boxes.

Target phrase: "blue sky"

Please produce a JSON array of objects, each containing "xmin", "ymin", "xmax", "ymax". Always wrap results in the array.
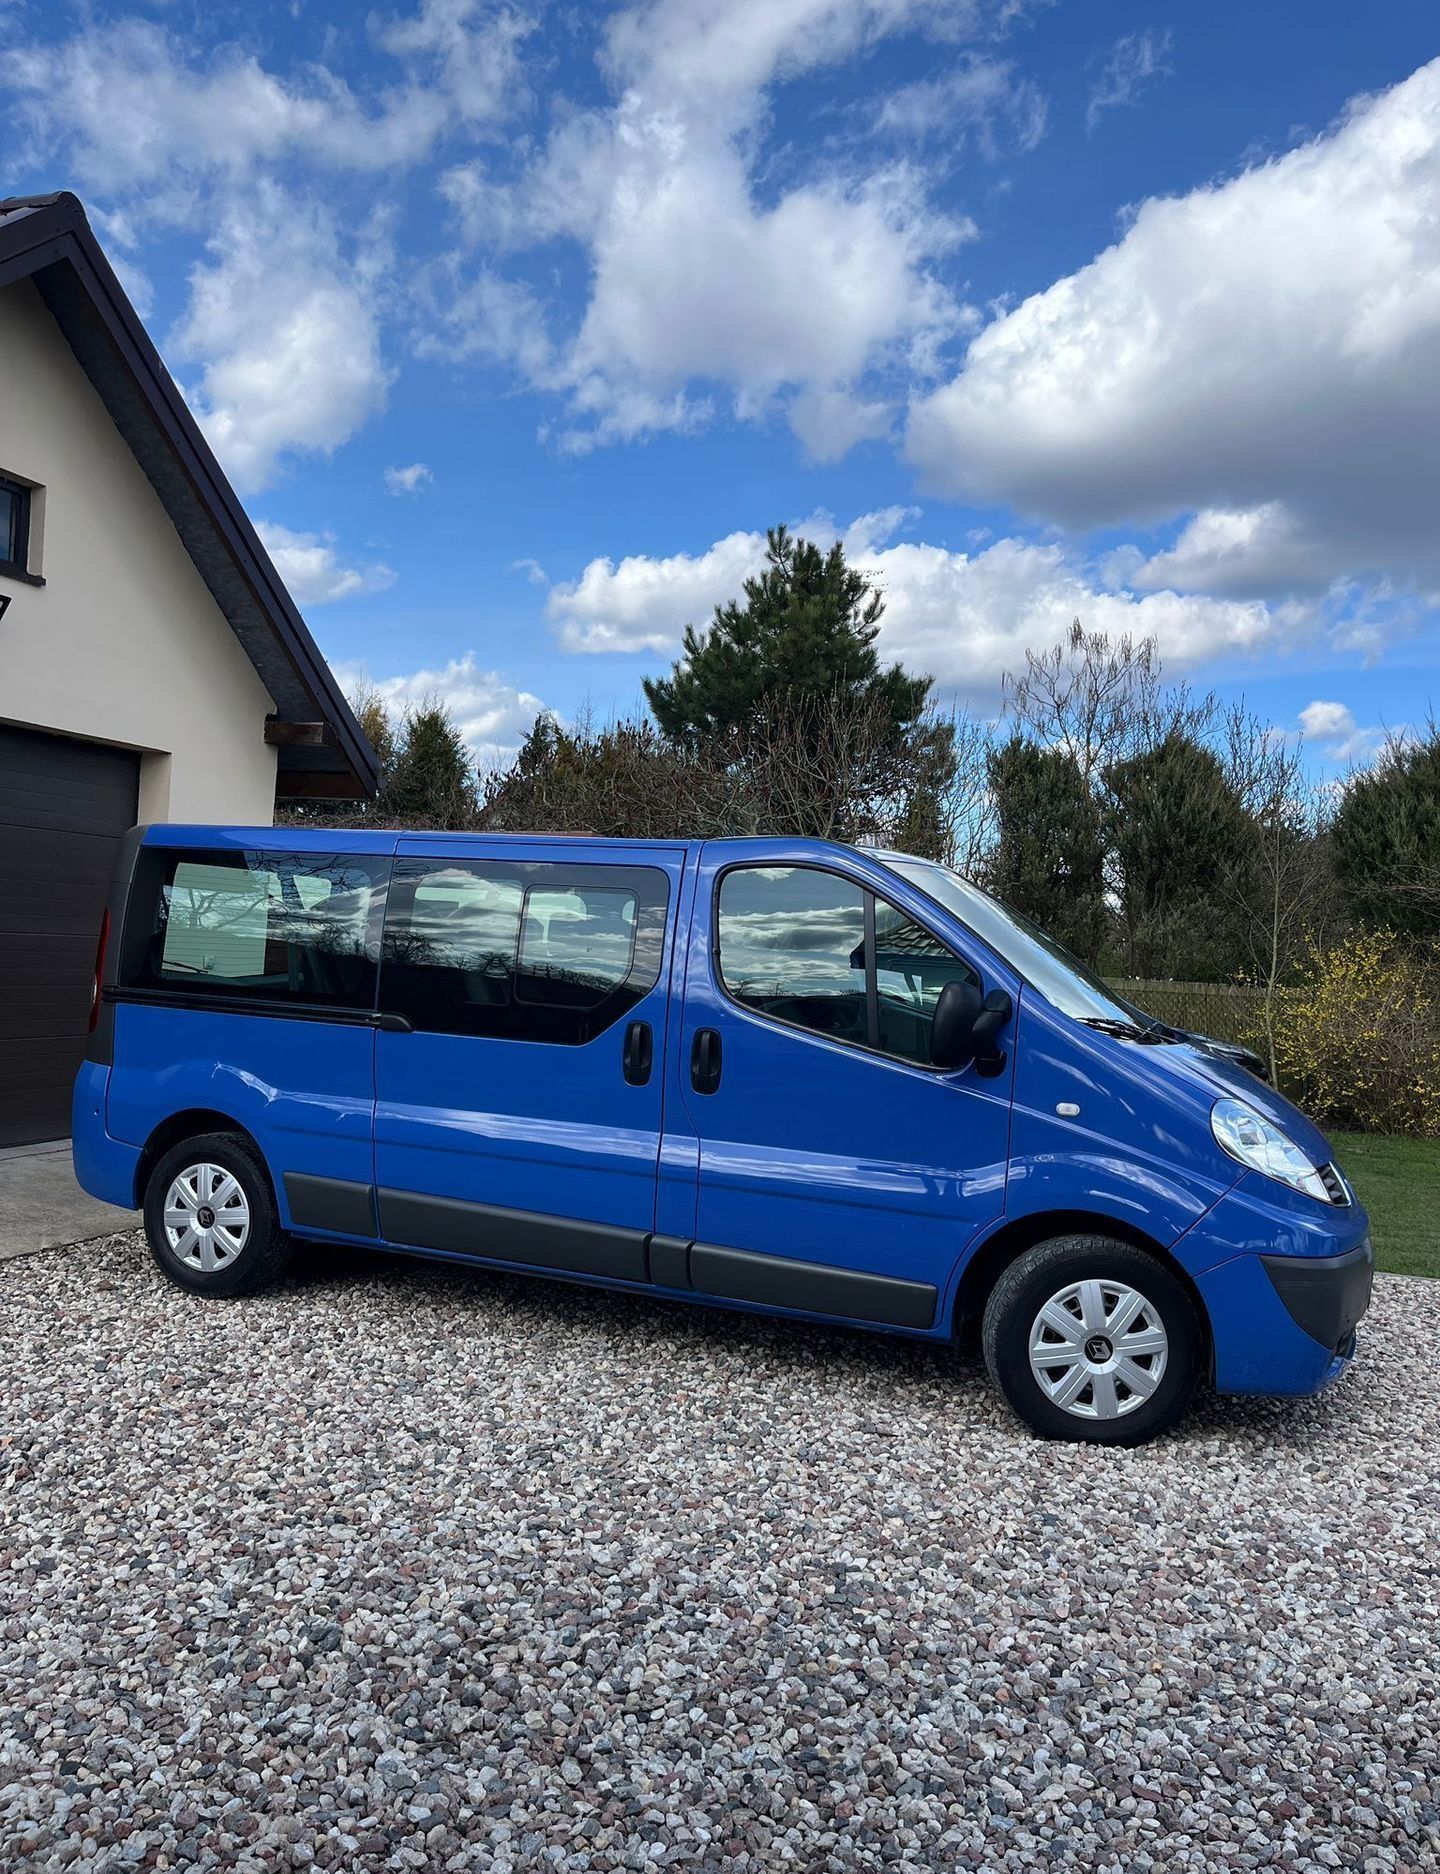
[{"xmin": 3, "ymin": 1, "xmax": 1438, "ymax": 769}]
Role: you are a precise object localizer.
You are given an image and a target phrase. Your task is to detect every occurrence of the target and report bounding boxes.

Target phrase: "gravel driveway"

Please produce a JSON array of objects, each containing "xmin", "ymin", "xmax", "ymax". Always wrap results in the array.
[{"xmin": 3, "ymin": 1232, "xmax": 1437, "ymax": 1873}]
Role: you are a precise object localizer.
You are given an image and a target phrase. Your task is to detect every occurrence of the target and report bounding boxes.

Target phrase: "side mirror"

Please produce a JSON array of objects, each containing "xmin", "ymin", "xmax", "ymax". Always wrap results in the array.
[
  {"xmin": 970, "ymin": 989, "xmax": 1013, "ymax": 1065},
  {"xmin": 930, "ymin": 981, "xmax": 1013, "ymax": 1071},
  {"xmin": 930, "ymin": 979, "xmax": 982, "ymax": 1069}
]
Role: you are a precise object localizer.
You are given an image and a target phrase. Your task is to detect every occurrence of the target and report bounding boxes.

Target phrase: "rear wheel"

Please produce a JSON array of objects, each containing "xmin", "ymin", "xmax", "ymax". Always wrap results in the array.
[
  {"xmin": 982, "ymin": 1235, "xmax": 1201, "ymax": 1445},
  {"xmin": 142, "ymin": 1132, "xmax": 293, "ymax": 1296}
]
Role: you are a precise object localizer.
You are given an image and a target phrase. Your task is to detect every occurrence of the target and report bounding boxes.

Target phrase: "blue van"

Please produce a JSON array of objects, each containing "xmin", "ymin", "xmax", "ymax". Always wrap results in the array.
[{"xmin": 73, "ymin": 827, "xmax": 1373, "ymax": 1445}]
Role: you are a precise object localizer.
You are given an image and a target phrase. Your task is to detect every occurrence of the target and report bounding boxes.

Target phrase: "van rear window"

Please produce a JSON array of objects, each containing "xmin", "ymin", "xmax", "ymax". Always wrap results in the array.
[{"xmin": 126, "ymin": 850, "xmax": 386, "ymax": 1010}]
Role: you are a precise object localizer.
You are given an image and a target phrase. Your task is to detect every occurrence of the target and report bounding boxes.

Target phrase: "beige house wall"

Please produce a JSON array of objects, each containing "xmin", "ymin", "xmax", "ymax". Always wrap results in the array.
[{"xmin": 0, "ymin": 277, "xmax": 277, "ymax": 825}]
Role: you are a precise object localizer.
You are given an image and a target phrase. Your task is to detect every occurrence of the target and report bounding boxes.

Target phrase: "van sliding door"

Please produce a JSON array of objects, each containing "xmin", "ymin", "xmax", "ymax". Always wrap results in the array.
[{"xmin": 371, "ymin": 838, "xmax": 686, "ymax": 1281}]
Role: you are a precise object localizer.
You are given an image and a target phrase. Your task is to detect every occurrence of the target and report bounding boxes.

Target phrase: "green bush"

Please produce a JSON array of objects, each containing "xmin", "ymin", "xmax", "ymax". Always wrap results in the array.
[{"xmin": 1271, "ymin": 934, "xmax": 1440, "ymax": 1137}]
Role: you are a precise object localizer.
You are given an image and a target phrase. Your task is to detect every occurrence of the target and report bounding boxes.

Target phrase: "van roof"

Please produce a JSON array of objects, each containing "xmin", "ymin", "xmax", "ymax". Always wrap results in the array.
[{"xmin": 138, "ymin": 825, "xmax": 888, "ymax": 860}]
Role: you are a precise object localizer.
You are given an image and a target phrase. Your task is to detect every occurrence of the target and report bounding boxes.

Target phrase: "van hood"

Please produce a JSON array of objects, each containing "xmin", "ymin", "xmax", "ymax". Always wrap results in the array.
[{"xmin": 1152, "ymin": 1037, "xmax": 1335, "ymax": 1167}]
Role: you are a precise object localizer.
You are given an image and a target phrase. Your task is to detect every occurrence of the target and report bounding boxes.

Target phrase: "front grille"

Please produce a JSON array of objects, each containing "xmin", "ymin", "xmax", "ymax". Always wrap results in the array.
[{"xmin": 1317, "ymin": 1162, "xmax": 1351, "ymax": 1206}]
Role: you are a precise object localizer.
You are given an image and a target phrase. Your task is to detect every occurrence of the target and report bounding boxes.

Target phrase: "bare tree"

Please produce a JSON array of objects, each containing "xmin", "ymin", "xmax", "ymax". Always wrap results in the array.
[
  {"xmin": 1221, "ymin": 706, "xmax": 1332, "ymax": 1082},
  {"xmin": 737, "ymin": 690, "xmax": 958, "ymax": 852},
  {"xmin": 477, "ymin": 708, "xmax": 752, "ymax": 838},
  {"xmin": 1005, "ymin": 617, "xmax": 1213, "ymax": 781},
  {"xmin": 1004, "ymin": 619, "xmax": 1159, "ymax": 783},
  {"xmin": 931, "ymin": 707, "xmax": 996, "ymax": 878}
]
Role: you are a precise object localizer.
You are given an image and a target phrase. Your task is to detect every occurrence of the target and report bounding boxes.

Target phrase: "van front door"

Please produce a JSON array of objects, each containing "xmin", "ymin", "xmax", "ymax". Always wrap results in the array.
[
  {"xmin": 675, "ymin": 851, "xmax": 1016, "ymax": 1332},
  {"xmin": 372, "ymin": 839, "xmax": 685, "ymax": 1283}
]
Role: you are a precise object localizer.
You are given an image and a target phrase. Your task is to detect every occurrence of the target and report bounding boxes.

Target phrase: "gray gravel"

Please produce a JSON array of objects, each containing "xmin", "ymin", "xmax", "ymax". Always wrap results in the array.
[{"xmin": 2, "ymin": 1231, "xmax": 1438, "ymax": 1873}]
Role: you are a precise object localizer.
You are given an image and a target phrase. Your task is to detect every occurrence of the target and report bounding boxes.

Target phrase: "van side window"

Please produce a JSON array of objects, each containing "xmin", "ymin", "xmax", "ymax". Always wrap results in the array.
[
  {"xmin": 388, "ymin": 869, "xmax": 523, "ymax": 1010},
  {"xmin": 716, "ymin": 867, "xmax": 869, "ymax": 1046},
  {"xmin": 518, "ymin": 884, "xmax": 638, "ymax": 1007},
  {"xmin": 382, "ymin": 859, "xmax": 666, "ymax": 1044},
  {"xmin": 129, "ymin": 851, "xmax": 385, "ymax": 1009},
  {"xmin": 717, "ymin": 865, "xmax": 979, "ymax": 1067},
  {"xmin": 872, "ymin": 900, "xmax": 981, "ymax": 1065}
]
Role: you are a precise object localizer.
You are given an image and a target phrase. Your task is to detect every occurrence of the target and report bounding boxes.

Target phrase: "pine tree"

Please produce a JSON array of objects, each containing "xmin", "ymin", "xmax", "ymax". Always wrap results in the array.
[
  {"xmin": 644, "ymin": 525, "xmax": 931, "ymax": 748},
  {"xmin": 1330, "ymin": 725, "xmax": 1440, "ymax": 936},
  {"xmin": 985, "ymin": 737, "xmax": 1108, "ymax": 963},
  {"xmin": 350, "ymin": 685, "xmax": 395, "ymax": 796},
  {"xmin": 643, "ymin": 525, "xmax": 943, "ymax": 840},
  {"xmin": 384, "ymin": 703, "xmax": 478, "ymax": 828},
  {"xmin": 1104, "ymin": 731, "xmax": 1251, "ymax": 979}
]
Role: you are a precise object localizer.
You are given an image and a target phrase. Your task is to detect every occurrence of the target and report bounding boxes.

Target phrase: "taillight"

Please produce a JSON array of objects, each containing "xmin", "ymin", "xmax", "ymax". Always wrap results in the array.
[{"xmin": 89, "ymin": 909, "xmax": 110, "ymax": 1034}]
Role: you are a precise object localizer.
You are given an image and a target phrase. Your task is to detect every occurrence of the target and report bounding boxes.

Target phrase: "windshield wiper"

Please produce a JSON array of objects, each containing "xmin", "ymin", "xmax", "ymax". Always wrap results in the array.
[{"xmin": 1080, "ymin": 1016, "xmax": 1174, "ymax": 1043}]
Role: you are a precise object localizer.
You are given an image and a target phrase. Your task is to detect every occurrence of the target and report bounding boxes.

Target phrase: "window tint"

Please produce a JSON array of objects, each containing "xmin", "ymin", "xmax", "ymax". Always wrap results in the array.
[
  {"xmin": 518, "ymin": 884, "xmax": 638, "ymax": 1008},
  {"xmin": 383, "ymin": 859, "xmax": 666, "ymax": 1043},
  {"xmin": 388, "ymin": 868, "xmax": 523, "ymax": 1009},
  {"xmin": 716, "ymin": 865, "xmax": 978, "ymax": 1067},
  {"xmin": 716, "ymin": 866, "xmax": 869, "ymax": 1048},
  {"xmin": 872, "ymin": 900, "xmax": 980, "ymax": 1064},
  {"xmin": 130, "ymin": 851, "xmax": 385, "ymax": 1008}
]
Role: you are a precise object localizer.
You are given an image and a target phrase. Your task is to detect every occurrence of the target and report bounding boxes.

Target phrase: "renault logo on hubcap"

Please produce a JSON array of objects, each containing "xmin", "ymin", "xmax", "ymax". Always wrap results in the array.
[{"xmin": 1085, "ymin": 1335, "xmax": 1113, "ymax": 1363}]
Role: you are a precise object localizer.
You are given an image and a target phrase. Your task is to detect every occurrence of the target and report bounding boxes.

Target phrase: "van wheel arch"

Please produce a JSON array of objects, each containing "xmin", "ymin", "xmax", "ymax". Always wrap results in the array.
[
  {"xmin": 953, "ymin": 1211, "xmax": 1211, "ymax": 1370},
  {"xmin": 134, "ymin": 1110, "xmax": 272, "ymax": 1210}
]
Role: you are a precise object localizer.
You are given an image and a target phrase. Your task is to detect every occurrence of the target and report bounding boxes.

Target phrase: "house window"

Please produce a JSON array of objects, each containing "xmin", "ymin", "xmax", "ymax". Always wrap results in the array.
[{"xmin": 0, "ymin": 476, "xmax": 32, "ymax": 578}]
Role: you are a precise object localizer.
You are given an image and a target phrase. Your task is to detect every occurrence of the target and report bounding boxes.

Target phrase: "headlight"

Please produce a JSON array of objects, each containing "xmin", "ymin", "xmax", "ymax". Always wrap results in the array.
[{"xmin": 1211, "ymin": 1097, "xmax": 1331, "ymax": 1201}]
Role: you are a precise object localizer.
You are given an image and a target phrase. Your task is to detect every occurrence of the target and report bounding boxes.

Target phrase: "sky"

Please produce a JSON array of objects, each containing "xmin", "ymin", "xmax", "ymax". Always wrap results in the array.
[{"xmin": 2, "ymin": 1, "xmax": 1438, "ymax": 772}]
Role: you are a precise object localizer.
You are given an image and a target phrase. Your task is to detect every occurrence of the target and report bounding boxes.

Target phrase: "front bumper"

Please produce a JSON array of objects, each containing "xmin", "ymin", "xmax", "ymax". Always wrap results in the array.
[
  {"xmin": 1181, "ymin": 1174, "xmax": 1373, "ymax": 1397},
  {"xmin": 1260, "ymin": 1241, "xmax": 1373, "ymax": 1353}
]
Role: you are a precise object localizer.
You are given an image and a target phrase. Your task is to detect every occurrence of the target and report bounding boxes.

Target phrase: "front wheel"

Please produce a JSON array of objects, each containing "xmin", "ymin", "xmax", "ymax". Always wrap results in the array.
[
  {"xmin": 142, "ymin": 1132, "xmax": 293, "ymax": 1296},
  {"xmin": 981, "ymin": 1236, "xmax": 1202, "ymax": 1445}
]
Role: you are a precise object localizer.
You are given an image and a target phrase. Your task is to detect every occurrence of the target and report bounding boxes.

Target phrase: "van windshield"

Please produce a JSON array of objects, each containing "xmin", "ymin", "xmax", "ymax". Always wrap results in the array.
[{"xmin": 881, "ymin": 856, "xmax": 1145, "ymax": 1027}]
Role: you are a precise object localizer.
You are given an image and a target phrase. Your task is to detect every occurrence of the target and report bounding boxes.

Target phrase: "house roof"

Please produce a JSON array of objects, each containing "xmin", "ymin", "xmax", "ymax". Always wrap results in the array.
[{"xmin": 0, "ymin": 191, "xmax": 378, "ymax": 800}]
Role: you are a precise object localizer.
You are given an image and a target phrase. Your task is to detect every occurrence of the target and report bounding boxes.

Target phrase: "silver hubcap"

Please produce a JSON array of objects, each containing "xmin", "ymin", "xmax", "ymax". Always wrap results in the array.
[
  {"xmin": 1028, "ymin": 1278, "xmax": 1169, "ymax": 1420},
  {"xmin": 163, "ymin": 1163, "xmax": 250, "ymax": 1272}
]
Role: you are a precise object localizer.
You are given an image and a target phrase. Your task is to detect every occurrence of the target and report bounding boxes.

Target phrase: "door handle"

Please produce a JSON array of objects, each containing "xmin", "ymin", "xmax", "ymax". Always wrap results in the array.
[
  {"xmin": 690, "ymin": 1027, "xmax": 722, "ymax": 1095},
  {"xmin": 623, "ymin": 1019, "xmax": 653, "ymax": 1086}
]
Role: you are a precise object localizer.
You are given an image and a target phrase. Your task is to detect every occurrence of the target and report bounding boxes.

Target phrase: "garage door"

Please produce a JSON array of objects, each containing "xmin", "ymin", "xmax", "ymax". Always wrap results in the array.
[{"xmin": 0, "ymin": 725, "xmax": 140, "ymax": 1147}]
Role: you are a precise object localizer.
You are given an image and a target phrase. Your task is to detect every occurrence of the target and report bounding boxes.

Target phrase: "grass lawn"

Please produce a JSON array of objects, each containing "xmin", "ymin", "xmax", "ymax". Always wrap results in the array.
[{"xmin": 1332, "ymin": 1131, "xmax": 1438, "ymax": 1279}]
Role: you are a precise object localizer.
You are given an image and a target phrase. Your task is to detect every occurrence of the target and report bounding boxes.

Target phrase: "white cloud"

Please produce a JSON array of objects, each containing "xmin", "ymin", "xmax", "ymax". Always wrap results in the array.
[
  {"xmin": 549, "ymin": 528, "xmax": 773, "ymax": 654},
  {"xmin": 1086, "ymin": 28, "xmax": 1173, "ymax": 133},
  {"xmin": 257, "ymin": 522, "xmax": 395, "ymax": 607},
  {"xmin": 908, "ymin": 59, "xmax": 1440, "ymax": 597},
  {"xmin": 172, "ymin": 188, "xmax": 392, "ymax": 492},
  {"xmin": 5, "ymin": 20, "xmax": 443, "ymax": 195},
  {"xmin": 546, "ymin": 512, "xmax": 1290, "ymax": 705},
  {"xmin": 371, "ymin": 0, "xmax": 537, "ymax": 128},
  {"xmin": 1297, "ymin": 700, "xmax": 1387, "ymax": 764},
  {"xmin": 1132, "ymin": 503, "xmax": 1320, "ymax": 598},
  {"xmin": 385, "ymin": 462, "xmax": 435, "ymax": 495},
  {"xmin": 5, "ymin": 8, "xmax": 533, "ymax": 198},
  {"xmin": 333, "ymin": 654, "xmax": 546, "ymax": 764},
  {"xmin": 1298, "ymin": 700, "xmax": 1356, "ymax": 742},
  {"xmin": 878, "ymin": 54, "xmax": 1049, "ymax": 159},
  {"xmin": 431, "ymin": 0, "xmax": 1016, "ymax": 451}
]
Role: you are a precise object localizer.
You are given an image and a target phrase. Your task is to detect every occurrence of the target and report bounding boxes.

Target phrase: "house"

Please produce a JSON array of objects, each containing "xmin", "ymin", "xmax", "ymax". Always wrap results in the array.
[{"xmin": 0, "ymin": 192, "xmax": 378, "ymax": 1147}]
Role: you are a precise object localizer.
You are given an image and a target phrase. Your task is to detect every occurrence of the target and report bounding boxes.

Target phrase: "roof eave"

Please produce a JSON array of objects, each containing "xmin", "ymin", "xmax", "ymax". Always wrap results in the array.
[{"xmin": 0, "ymin": 192, "xmax": 379, "ymax": 799}]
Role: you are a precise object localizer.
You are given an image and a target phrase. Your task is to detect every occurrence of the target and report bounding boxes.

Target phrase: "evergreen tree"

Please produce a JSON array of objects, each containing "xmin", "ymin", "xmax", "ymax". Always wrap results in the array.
[
  {"xmin": 350, "ymin": 685, "xmax": 395, "ymax": 796},
  {"xmin": 1330, "ymin": 726, "xmax": 1440, "ymax": 936},
  {"xmin": 644, "ymin": 525, "xmax": 931, "ymax": 748},
  {"xmin": 1104, "ymin": 731, "xmax": 1251, "ymax": 979},
  {"xmin": 384, "ymin": 702, "xmax": 478, "ymax": 827},
  {"xmin": 644, "ymin": 525, "xmax": 943, "ymax": 840},
  {"xmin": 985, "ymin": 736, "xmax": 1108, "ymax": 964}
]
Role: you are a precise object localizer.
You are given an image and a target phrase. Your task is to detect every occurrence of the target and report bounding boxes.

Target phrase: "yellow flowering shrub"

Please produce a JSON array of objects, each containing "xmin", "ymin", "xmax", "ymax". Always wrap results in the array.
[{"xmin": 1272, "ymin": 933, "xmax": 1440, "ymax": 1137}]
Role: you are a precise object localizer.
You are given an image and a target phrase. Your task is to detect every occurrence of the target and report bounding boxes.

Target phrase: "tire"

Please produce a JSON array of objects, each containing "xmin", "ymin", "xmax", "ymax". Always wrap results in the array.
[
  {"xmin": 981, "ymin": 1235, "xmax": 1201, "ymax": 1446},
  {"xmin": 142, "ymin": 1132, "xmax": 294, "ymax": 1297}
]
